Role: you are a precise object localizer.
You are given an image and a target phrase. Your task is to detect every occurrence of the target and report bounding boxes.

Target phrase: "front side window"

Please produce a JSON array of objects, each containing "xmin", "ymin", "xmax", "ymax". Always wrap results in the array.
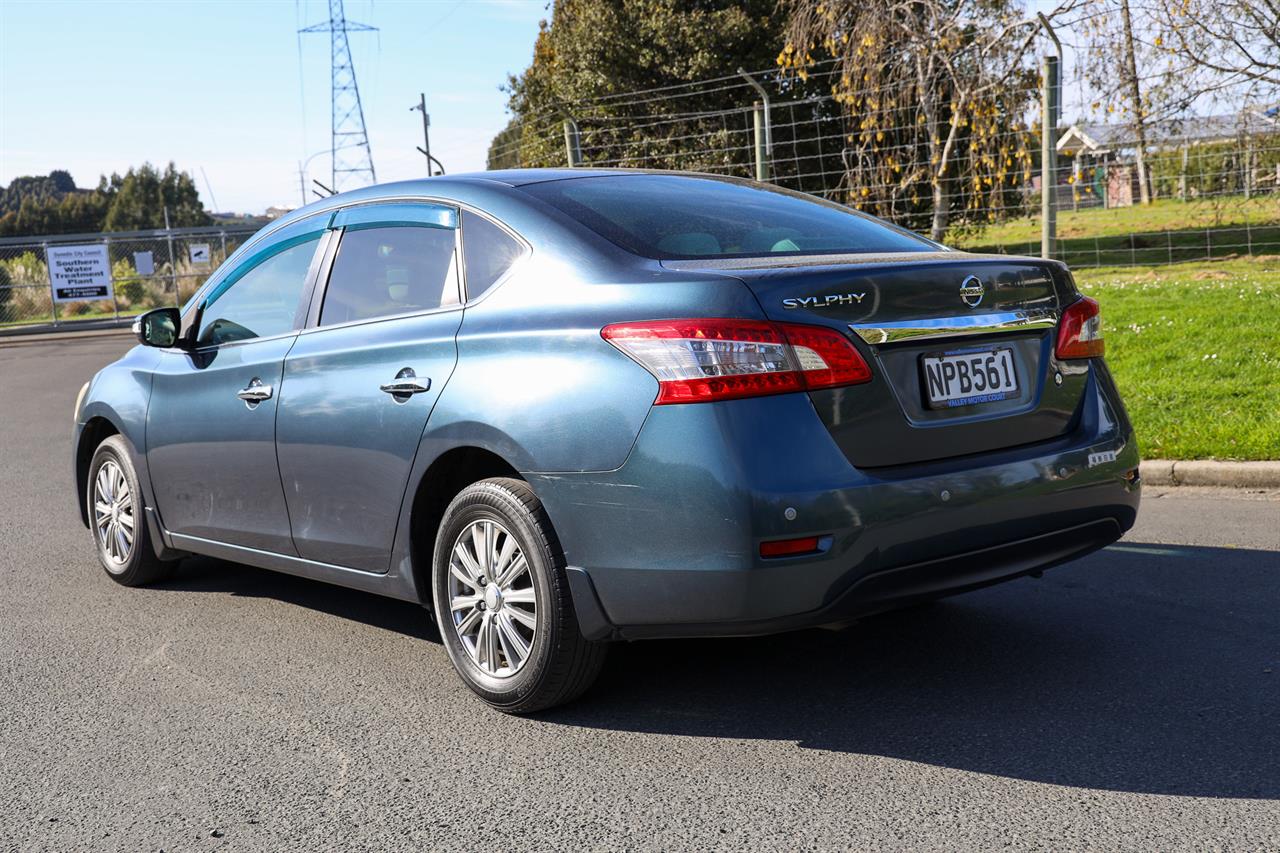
[
  {"xmin": 196, "ymin": 236, "xmax": 320, "ymax": 346},
  {"xmin": 461, "ymin": 210, "xmax": 525, "ymax": 300},
  {"xmin": 519, "ymin": 174, "xmax": 935, "ymax": 259},
  {"xmin": 320, "ymin": 225, "xmax": 460, "ymax": 326}
]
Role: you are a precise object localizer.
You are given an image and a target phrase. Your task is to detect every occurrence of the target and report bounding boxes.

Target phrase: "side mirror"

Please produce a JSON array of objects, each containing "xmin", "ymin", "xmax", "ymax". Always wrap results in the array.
[{"xmin": 132, "ymin": 307, "xmax": 181, "ymax": 348}]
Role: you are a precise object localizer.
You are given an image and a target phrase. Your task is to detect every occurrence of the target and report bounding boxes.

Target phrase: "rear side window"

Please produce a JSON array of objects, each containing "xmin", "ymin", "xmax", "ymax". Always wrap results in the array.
[
  {"xmin": 320, "ymin": 226, "xmax": 459, "ymax": 326},
  {"xmin": 519, "ymin": 175, "xmax": 933, "ymax": 260},
  {"xmin": 461, "ymin": 210, "xmax": 524, "ymax": 299},
  {"xmin": 197, "ymin": 236, "xmax": 320, "ymax": 346}
]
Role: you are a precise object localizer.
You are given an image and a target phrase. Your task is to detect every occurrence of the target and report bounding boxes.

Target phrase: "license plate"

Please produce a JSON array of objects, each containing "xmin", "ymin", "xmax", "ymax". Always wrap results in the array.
[{"xmin": 921, "ymin": 346, "xmax": 1019, "ymax": 408}]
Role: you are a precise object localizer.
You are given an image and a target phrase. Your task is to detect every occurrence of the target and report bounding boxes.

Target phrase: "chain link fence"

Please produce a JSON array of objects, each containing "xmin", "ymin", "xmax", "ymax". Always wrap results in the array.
[{"xmin": 0, "ymin": 225, "xmax": 261, "ymax": 329}]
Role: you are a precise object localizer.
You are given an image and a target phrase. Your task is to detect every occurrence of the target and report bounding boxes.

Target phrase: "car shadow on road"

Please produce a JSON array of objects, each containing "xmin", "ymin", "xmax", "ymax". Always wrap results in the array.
[
  {"xmin": 157, "ymin": 555, "xmax": 441, "ymax": 643},
  {"xmin": 552, "ymin": 541, "xmax": 1280, "ymax": 800},
  {"xmin": 159, "ymin": 541, "xmax": 1277, "ymax": 799}
]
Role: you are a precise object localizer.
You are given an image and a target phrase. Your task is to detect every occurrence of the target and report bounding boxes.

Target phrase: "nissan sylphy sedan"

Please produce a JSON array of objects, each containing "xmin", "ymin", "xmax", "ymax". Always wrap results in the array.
[{"xmin": 74, "ymin": 170, "xmax": 1139, "ymax": 712}]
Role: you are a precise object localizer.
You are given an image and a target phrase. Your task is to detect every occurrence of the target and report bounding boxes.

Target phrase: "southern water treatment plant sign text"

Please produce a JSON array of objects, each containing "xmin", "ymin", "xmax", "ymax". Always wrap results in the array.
[{"xmin": 47, "ymin": 243, "xmax": 113, "ymax": 303}]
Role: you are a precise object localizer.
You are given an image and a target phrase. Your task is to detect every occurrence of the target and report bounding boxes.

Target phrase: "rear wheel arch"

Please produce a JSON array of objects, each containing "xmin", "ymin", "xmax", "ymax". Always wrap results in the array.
[{"xmin": 408, "ymin": 446, "xmax": 526, "ymax": 603}]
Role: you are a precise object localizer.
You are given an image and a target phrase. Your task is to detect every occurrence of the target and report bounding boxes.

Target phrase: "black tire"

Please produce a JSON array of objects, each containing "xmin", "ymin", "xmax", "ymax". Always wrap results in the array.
[
  {"xmin": 431, "ymin": 477, "xmax": 607, "ymax": 713},
  {"xmin": 87, "ymin": 435, "xmax": 176, "ymax": 587}
]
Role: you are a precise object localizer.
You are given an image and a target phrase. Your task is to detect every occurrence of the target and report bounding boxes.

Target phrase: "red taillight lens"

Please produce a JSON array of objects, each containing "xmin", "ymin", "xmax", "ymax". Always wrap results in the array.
[
  {"xmin": 759, "ymin": 536, "xmax": 822, "ymax": 558},
  {"xmin": 1056, "ymin": 296, "xmax": 1105, "ymax": 359},
  {"xmin": 601, "ymin": 318, "xmax": 872, "ymax": 405}
]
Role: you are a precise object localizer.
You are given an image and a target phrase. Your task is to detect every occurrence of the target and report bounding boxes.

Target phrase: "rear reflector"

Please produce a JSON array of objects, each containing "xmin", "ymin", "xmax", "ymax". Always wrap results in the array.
[
  {"xmin": 1056, "ymin": 296, "xmax": 1105, "ymax": 359},
  {"xmin": 759, "ymin": 536, "xmax": 822, "ymax": 558},
  {"xmin": 601, "ymin": 318, "xmax": 872, "ymax": 405}
]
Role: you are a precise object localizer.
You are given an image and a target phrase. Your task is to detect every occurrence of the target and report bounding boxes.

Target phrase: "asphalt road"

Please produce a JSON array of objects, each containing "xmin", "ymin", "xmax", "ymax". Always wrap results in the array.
[{"xmin": 2, "ymin": 335, "xmax": 1278, "ymax": 851}]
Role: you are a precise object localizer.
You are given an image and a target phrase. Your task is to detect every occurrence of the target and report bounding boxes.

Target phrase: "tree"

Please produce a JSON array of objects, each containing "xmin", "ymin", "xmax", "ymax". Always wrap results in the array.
[
  {"xmin": 487, "ymin": 121, "xmax": 523, "ymax": 171},
  {"xmin": 493, "ymin": 0, "xmax": 792, "ymax": 171},
  {"xmin": 0, "ymin": 163, "xmax": 210, "ymax": 237},
  {"xmin": 0, "ymin": 257, "xmax": 11, "ymax": 315},
  {"xmin": 779, "ymin": 0, "xmax": 1059, "ymax": 240},
  {"xmin": 1075, "ymin": 0, "xmax": 1191, "ymax": 206},
  {"xmin": 0, "ymin": 171, "xmax": 87, "ymax": 219},
  {"xmin": 1118, "ymin": 0, "xmax": 1152, "ymax": 204},
  {"xmin": 102, "ymin": 163, "xmax": 210, "ymax": 232},
  {"xmin": 1154, "ymin": 0, "xmax": 1280, "ymax": 93}
]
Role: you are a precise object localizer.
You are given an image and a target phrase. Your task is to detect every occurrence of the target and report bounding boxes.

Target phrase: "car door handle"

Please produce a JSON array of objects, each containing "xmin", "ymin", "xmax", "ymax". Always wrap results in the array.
[
  {"xmin": 380, "ymin": 368, "xmax": 430, "ymax": 397},
  {"xmin": 236, "ymin": 379, "xmax": 273, "ymax": 403}
]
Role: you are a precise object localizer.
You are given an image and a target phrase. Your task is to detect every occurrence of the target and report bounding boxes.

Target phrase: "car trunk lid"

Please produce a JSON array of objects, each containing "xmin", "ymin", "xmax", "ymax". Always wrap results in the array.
[{"xmin": 663, "ymin": 252, "xmax": 1087, "ymax": 468}]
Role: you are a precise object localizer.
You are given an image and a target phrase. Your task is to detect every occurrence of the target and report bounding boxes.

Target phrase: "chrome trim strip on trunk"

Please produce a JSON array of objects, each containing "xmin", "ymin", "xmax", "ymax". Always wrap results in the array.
[{"xmin": 850, "ymin": 309, "xmax": 1058, "ymax": 345}]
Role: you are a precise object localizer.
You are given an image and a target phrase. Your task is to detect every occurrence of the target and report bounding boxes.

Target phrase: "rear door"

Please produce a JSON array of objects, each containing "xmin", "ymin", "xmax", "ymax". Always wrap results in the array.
[
  {"xmin": 695, "ymin": 255, "xmax": 1083, "ymax": 468},
  {"xmin": 275, "ymin": 202, "xmax": 463, "ymax": 572}
]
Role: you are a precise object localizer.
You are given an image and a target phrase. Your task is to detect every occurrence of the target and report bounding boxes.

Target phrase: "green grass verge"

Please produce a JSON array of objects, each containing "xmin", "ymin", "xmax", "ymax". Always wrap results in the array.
[
  {"xmin": 953, "ymin": 196, "xmax": 1280, "ymax": 268},
  {"xmin": 1073, "ymin": 255, "xmax": 1280, "ymax": 461}
]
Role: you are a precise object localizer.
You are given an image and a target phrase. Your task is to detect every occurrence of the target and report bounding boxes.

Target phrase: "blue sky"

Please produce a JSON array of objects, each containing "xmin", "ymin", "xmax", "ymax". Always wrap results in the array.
[{"xmin": 0, "ymin": 0, "xmax": 549, "ymax": 213}]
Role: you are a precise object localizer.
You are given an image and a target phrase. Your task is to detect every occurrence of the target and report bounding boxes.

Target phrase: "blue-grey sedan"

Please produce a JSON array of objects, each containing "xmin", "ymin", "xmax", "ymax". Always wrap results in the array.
[{"xmin": 73, "ymin": 170, "xmax": 1139, "ymax": 712}]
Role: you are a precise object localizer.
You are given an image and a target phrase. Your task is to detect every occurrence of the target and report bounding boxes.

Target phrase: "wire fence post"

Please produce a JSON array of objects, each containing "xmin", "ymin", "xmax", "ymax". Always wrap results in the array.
[
  {"xmin": 1036, "ymin": 13, "xmax": 1062, "ymax": 261},
  {"xmin": 737, "ymin": 68, "xmax": 771, "ymax": 182},
  {"xmin": 751, "ymin": 102, "xmax": 768, "ymax": 182},
  {"xmin": 43, "ymin": 241, "xmax": 57, "ymax": 327},
  {"xmin": 166, "ymin": 224, "xmax": 177, "ymax": 307},
  {"xmin": 563, "ymin": 118, "xmax": 582, "ymax": 167},
  {"xmin": 1041, "ymin": 52, "xmax": 1059, "ymax": 260},
  {"xmin": 104, "ymin": 236, "xmax": 119, "ymax": 322}
]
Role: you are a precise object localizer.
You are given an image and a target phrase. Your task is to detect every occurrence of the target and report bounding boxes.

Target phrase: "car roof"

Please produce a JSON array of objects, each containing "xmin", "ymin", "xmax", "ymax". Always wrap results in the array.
[
  {"xmin": 203, "ymin": 171, "xmax": 665, "ymax": 299},
  {"xmin": 267, "ymin": 169, "xmax": 748, "ymax": 231},
  {"xmin": 456, "ymin": 168, "xmax": 738, "ymax": 187}
]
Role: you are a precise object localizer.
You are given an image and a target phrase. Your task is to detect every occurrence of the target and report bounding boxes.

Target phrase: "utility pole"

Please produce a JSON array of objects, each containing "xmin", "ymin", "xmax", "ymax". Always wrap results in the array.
[
  {"xmin": 410, "ymin": 93, "xmax": 438, "ymax": 177},
  {"xmin": 297, "ymin": 149, "xmax": 332, "ymax": 206},
  {"xmin": 1119, "ymin": 0, "xmax": 1151, "ymax": 205},
  {"xmin": 299, "ymin": 0, "xmax": 378, "ymax": 192}
]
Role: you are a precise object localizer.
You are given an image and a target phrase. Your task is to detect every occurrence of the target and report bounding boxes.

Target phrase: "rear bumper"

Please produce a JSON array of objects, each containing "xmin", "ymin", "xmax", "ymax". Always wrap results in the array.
[
  {"xmin": 591, "ymin": 517, "xmax": 1124, "ymax": 640},
  {"xmin": 532, "ymin": 362, "xmax": 1139, "ymax": 640}
]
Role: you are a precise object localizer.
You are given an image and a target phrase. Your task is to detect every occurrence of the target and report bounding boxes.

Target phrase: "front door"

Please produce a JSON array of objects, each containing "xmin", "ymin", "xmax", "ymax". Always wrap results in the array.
[
  {"xmin": 147, "ymin": 221, "xmax": 327, "ymax": 553},
  {"xmin": 276, "ymin": 202, "xmax": 463, "ymax": 572}
]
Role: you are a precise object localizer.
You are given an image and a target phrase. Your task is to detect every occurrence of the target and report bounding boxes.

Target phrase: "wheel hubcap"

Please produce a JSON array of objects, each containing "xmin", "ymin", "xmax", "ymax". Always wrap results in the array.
[
  {"xmin": 447, "ymin": 519, "xmax": 537, "ymax": 678},
  {"xmin": 93, "ymin": 459, "xmax": 134, "ymax": 571}
]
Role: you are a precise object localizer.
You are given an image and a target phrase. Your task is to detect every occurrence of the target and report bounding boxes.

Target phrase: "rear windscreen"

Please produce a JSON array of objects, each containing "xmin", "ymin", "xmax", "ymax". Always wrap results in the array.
[{"xmin": 519, "ymin": 174, "xmax": 935, "ymax": 260}]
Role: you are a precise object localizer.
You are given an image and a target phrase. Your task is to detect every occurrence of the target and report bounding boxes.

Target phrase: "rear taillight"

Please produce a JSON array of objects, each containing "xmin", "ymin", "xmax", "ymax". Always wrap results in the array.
[
  {"xmin": 601, "ymin": 318, "xmax": 872, "ymax": 405},
  {"xmin": 1056, "ymin": 296, "xmax": 1105, "ymax": 359}
]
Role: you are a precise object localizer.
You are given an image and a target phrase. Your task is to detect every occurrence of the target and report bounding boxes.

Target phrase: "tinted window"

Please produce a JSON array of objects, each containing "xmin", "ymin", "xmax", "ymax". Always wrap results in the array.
[
  {"xmin": 520, "ymin": 175, "xmax": 934, "ymax": 259},
  {"xmin": 197, "ymin": 236, "xmax": 320, "ymax": 346},
  {"xmin": 462, "ymin": 210, "xmax": 525, "ymax": 299},
  {"xmin": 320, "ymin": 225, "xmax": 459, "ymax": 326}
]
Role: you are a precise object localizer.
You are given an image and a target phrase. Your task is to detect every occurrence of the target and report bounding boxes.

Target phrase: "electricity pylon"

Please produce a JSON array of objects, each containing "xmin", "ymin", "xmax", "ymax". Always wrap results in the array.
[{"xmin": 300, "ymin": 0, "xmax": 377, "ymax": 192}]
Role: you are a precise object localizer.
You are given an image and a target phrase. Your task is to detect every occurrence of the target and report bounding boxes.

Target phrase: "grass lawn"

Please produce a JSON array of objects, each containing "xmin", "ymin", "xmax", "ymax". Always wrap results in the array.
[
  {"xmin": 1073, "ymin": 255, "xmax": 1280, "ymax": 461},
  {"xmin": 953, "ymin": 196, "xmax": 1280, "ymax": 268}
]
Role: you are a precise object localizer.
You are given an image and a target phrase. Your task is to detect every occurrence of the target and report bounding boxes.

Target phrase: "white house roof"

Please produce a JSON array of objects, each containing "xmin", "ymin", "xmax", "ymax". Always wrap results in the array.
[{"xmin": 1057, "ymin": 110, "xmax": 1279, "ymax": 154}]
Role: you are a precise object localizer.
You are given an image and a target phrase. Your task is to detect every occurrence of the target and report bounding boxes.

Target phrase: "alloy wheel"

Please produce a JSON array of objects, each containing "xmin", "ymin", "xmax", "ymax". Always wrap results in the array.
[
  {"xmin": 93, "ymin": 459, "xmax": 134, "ymax": 571},
  {"xmin": 446, "ymin": 519, "xmax": 538, "ymax": 678}
]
